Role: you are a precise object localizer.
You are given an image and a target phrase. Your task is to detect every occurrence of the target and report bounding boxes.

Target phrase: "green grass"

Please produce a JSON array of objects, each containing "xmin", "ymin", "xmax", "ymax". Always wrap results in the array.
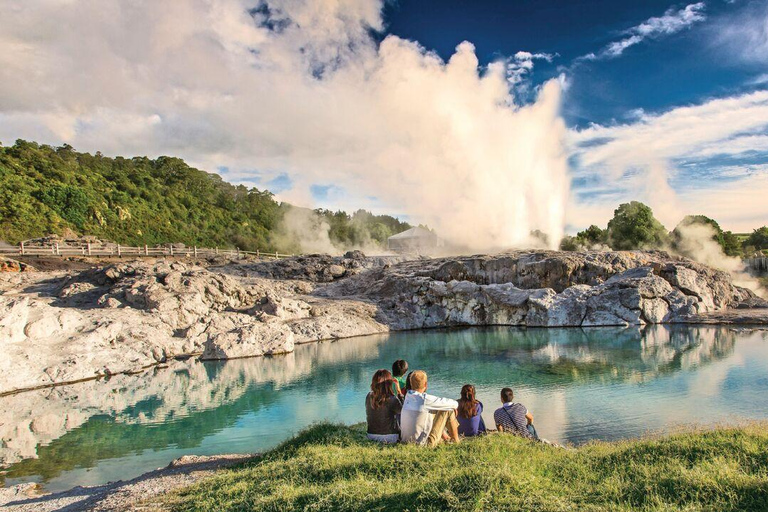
[{"xmin": 163, "ymin": 423, "xmax": 768, "ymax": 512}]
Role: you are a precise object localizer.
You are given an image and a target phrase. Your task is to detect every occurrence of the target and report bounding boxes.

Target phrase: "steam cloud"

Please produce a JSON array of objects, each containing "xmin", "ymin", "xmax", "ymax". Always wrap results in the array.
[{"xmin": 0, "ymin": 0, "xmax": 569, "ymax": 252}]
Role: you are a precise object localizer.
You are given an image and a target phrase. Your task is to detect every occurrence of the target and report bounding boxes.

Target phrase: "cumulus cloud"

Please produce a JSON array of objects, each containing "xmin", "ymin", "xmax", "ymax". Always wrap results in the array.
[
  {"xmin": 570, "ymin": 90, "xmax": 768, "ymax": 231},
  {"xmin": 580, "ymin": 2, "xmax": 706, "ymax": 61},
  {"xmin": 0, "ymin": 0, "xmax": 569, "ymax": 251}
]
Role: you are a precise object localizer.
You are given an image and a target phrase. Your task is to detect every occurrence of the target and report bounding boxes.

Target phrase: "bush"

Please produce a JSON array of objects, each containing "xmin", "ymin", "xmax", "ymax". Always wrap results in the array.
[{"xmin": 607, "ymin": 202, "xmax": 669, "ymax": 250}]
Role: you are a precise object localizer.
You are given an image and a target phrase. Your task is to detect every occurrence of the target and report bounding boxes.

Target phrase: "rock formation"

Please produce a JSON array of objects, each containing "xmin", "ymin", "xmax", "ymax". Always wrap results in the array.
[
  {"xmin": 0, "ymin": 250, "xmax": 765, "ymax": 394},
  {"xmin": 319, "ymin": 251, "xmax": 762, "ymax": 329}
]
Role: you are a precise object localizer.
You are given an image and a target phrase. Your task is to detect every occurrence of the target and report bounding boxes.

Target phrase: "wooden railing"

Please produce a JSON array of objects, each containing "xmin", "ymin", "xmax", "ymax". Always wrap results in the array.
[{"xmin": 0, "ymin": 242, "xmax": 293, "ymax": 260}]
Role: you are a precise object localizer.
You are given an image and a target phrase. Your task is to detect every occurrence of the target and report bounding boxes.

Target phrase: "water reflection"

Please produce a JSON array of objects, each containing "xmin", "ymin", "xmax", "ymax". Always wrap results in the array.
[{"xmin": 1, "ymin": 325, "xmax": 766, "ymax": 492}]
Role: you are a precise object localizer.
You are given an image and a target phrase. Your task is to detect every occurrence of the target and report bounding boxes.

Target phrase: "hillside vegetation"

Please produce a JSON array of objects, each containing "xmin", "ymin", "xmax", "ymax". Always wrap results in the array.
[
  {"xmin": 164, "ymin": 422, "xmax": 768, "ymax": 512},
  {"xmin": 0, "ymin": 140, "xmax": 410, "ymax": 252}
]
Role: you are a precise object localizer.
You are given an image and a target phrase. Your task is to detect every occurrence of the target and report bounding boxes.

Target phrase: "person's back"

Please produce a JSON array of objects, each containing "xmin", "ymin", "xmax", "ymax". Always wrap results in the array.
[
  {"xmin": 456, "ymin": 384, "xmax": 486, "ymax": 437},
  {"xmin": 400, "ymin": 370, "xmax": 460, "ymax": 446},
  {"xmin": 365, "ymin": 369, "xmax": 402, "ymax": 444},
  {"xmin": 493, "ymin": 387, "xmax": 535, "ymax": 439}
]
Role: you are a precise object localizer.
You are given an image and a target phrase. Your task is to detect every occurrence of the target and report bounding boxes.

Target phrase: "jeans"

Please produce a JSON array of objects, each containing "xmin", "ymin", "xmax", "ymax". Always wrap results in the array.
[{"xmin": 527, "ymin": 424, "xmax": 539, "ymax": 440}]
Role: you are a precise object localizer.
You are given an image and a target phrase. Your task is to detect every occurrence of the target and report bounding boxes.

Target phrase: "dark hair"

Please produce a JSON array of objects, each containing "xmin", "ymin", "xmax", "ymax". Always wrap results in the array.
[
  {"xmin": 500, "ymin": 387, "xmax": 514, "ymax": 403},
  {"xmin": 457, "ymin": 384, "xmax": 479, "ymax": 419},
  {"xmin": 370, "ymin": 369, "xmax": 394, "ymax": 409},
  {"xmin": 392, "ymin": 359, "xmax": 408, "ymax": 377},
  {"xmin": 404, "ymin": 371, "xmax": 415, "ymax": 392}
]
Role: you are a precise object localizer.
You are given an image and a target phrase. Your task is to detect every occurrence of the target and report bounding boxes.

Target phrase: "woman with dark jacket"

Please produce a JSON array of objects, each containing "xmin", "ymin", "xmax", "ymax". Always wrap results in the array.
[{"xmin": 365, "ymin": 369, "xmax": 403, "ymax": 443}]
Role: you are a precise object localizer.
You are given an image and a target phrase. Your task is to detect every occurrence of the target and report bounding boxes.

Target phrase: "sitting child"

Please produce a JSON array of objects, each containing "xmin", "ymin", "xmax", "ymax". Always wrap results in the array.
[{"xmin": 391, "ymin": 359, "xmax": 408, "ymax": 397}]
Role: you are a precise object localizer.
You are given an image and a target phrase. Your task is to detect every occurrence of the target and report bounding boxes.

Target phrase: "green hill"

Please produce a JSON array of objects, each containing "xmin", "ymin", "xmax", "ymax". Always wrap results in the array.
[
  {"xmin": 0, "ymin": 140, "xmax": 410, "ymax": 252},
  {"xmin": 163, "ymin": 422, "xmax": 768, "ymax": 512}
]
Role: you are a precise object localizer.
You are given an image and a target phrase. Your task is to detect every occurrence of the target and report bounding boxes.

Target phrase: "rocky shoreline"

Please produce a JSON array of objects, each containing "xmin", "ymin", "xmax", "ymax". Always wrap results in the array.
[
  {"xmin": 0, "ymin": 453, "xmax": 254, "ymax": 511},
  {"xmin": 1, "ymin": 250, "xmax": 766, "ymax": 396}
]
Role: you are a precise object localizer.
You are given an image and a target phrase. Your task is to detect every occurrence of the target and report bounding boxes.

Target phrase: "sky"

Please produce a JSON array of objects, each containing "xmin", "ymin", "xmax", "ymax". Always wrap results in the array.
[{"xmin": 1, "ymin": 0, "xmax": 767, "ymax": 241}]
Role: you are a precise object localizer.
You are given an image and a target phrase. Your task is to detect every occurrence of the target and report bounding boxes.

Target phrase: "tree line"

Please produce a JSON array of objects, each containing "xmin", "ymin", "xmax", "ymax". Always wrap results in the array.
[
  {"xmin": 560, "ymin": 201, "xmax": 768, "ymax": 257},
  {"xmin": 0, "ymin": 140, "xmax": 411, "ymax": 252}
]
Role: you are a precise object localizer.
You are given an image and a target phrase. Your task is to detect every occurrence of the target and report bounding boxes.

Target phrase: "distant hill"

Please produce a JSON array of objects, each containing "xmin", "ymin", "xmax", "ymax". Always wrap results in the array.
[{"xmin": 0, "ymin": 140, "xmax": 410, "ymax": 252}]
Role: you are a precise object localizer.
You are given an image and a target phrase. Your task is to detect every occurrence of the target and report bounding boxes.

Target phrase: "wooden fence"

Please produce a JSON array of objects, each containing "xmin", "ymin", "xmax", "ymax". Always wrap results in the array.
[{"xmin": 0, "ymin": 242, "xmax": 293, "ymax": 260}]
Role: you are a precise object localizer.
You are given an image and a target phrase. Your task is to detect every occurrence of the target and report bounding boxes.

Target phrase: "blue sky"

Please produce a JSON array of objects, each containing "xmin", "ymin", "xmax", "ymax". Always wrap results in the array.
[
  {"xmin": 1, "ymin": 0, "xmax": 767, "ymax": 241},
  {"xmin": 385, "ymin": 0, "xmax": 764, "ymax": 126}
]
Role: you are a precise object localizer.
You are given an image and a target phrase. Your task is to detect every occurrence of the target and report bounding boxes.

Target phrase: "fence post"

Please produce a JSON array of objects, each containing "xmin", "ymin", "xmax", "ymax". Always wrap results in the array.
[
  {"xmin": 51, "ymin": 244, "xmax": 55, "ymax": 255},
  {"xmin": 87, "ymin": 243, "xmax": 92, "ymax": 256},
  {"xmin": 275, "ymin": 251, "xmax": 278, "ymax": 259},
  {"xmin": 237, "ymin": 247, "xmax": 240, "ymax": 258},
  {"xmin": 170, "ymin": 245, "xmax": 174, "ymax": 256},
  {"xmin": 216, "ymin": 247, "xmax": 219, "ymax": 255},
  {"xmin": 20, "ymin": 242, "xmax": 24, "ymax": 256},
  {"xmin": 256, "ymin": 249, "xmax": 260, "ymax": 258},
  {"xmin": 117, "ymin": 244, "xmax": 121, "ymax": 257},
  {"xmin": 145, "ymin": 245, "xmax": 149, "ymax": 256}
]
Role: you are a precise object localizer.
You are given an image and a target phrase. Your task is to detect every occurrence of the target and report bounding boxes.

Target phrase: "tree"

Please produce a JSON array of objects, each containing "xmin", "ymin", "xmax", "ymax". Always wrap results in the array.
[
  {"xmin": 606, "ymin": 201, "xmax": 669, "ymax": 250},
  {"xmin": 576, "ymin": 225, "xmax": 607, "ymax": 247},
  {"xmin": 746, "ymin": 227, "xmax": 768, "ymax": 251},
  {"xmin": 722, "ymin": 231, "xmax": 742, "ymax": 257}
]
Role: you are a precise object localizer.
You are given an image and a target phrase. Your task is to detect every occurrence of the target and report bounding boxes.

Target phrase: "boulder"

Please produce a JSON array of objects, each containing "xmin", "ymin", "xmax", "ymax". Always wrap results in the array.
[{"xmin": 202, "ymin": 323, "xmax": 295, "ymax": 360}]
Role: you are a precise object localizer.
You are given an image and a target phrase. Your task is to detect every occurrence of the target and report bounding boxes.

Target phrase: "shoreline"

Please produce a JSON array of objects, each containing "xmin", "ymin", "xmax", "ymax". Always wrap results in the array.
[
  {"xmin": 0, "ymin": 453, "xmax": 255, "ymax": 512},
  {"xmin": 3, "ymin": 422, "xmax": 767, "ymax": 511}
]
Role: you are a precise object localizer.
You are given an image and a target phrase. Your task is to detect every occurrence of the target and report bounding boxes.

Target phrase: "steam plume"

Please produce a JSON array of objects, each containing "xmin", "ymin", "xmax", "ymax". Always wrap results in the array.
[{"xmin": 0, "ymin": 0, "xmax": 570, "ymax": 253}]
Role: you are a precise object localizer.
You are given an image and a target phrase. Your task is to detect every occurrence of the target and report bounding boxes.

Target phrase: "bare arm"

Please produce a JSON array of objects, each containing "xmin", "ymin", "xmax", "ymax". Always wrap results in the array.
[{"xmin": 526, "ymin": 412, "xmax": 534, "ymax": 425}]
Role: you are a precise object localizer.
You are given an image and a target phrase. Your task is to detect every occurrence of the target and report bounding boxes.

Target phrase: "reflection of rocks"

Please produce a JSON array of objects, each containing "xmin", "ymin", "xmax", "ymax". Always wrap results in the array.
[
  {"xmin": 0, "ymin": 333, "xmax": 389, "ymax": 468},
  {"xmin": 523, "ymin": 325, "xmax": 742, "ymax": 384}
]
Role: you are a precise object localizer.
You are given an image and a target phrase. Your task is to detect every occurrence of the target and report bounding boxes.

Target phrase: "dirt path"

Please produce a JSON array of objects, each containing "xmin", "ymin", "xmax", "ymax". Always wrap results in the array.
[{"xmin": 0, "ymin": 454, "xmax": 254, "ymax": 512}]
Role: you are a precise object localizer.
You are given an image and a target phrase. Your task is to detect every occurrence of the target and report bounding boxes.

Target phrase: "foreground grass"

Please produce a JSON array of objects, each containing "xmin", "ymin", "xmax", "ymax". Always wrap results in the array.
[{"xmin": 165, "ymin": 423, "xmax": 768, "ymax": 512}]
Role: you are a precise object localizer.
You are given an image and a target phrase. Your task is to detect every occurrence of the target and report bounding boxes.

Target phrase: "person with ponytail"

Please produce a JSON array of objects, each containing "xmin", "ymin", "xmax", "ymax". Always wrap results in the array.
[
  {"xmin": 456, "ymin": 384, "xmax": 486, "ymax": 437},
  {"xmin": 365, "ymin": 369, "xmax": 402, "ymax": 443}
]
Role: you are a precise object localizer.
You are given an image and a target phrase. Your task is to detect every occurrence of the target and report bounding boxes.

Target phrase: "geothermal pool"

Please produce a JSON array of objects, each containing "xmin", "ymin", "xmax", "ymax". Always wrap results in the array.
[{"xmin": 2, "ymin": 325, "xmax": 768, "ymax": 492}]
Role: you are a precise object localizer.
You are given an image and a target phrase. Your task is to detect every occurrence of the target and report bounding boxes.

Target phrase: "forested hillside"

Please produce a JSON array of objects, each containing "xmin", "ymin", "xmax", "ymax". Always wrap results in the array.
[{"xmin": 0, "ymin": 140, "xmax": 410, "ymax": 252}]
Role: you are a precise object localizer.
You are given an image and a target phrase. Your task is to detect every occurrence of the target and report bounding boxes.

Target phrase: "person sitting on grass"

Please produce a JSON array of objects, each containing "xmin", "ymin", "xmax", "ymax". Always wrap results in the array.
[
  {"xmin": 493, "ymin": 387, "xmax": 538, "ymax": 440},
  {"xmin": 456, "ymin": 384, "xmax": 486, "ymax": 437},
  {"xmin": 400, "ymin": 370, "xmax": 460, "ymax": 446},
  {"xmin": 391, "ymin": 359, "xmax": 408, "ymax": 397},
  {"xmin": 365, "ymin": 369, "xmax": 402, "ymax": 444}
]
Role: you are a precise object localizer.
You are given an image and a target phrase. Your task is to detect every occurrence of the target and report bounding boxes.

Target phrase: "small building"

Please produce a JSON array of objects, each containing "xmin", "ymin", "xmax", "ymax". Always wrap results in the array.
[{"xmin": 387, "ymin": 226, "xmax": 442, "ymax": 253}]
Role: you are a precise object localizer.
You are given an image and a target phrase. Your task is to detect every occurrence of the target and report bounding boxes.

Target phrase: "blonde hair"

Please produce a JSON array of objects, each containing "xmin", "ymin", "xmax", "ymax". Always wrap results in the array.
[{"xmin": 410, "ymin": 370, "xmax": 427, "ymax": 391}]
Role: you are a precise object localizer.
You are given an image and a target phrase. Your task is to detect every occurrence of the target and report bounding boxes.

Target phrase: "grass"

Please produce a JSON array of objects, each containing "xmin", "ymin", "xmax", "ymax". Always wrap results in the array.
[{"xmin": 163, "ymin": 423, "xmax": 768, "ymax": 512}]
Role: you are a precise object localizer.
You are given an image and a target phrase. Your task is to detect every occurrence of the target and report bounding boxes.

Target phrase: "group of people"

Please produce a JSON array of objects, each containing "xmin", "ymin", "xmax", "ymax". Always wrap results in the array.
[{"xmin": 365, "ymin": 359, "xmax": 540, "ymax": 447}]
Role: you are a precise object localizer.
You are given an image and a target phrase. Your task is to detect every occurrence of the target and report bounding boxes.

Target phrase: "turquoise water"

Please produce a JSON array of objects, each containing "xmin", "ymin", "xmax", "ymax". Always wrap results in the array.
[{"xmin": 2, "ymin": 325, "xmax": 768, "ymax": 492}]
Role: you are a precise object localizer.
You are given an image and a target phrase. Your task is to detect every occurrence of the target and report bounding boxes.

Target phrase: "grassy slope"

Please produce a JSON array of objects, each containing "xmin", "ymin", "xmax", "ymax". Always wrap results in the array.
[{"xmin": 165, "ymin": 423, "xmax": 768, "ymax": 512}]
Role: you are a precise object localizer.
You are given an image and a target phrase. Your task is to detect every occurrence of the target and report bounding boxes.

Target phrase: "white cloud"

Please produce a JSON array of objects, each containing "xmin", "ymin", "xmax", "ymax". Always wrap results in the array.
[
  {"xmin": 581, "ymin": 2, "xmax": 706, "ymax": 61},
  {"xmin": 0, "ymin": 0, "xmax": 570, "ymax": 251},
  {"xmin": 715, "ymin": 0, "xmax": 768, "ymax": 64},
  {"xmin": 570, "ymin": 90, "xmax": 768, "ymax": 231}
]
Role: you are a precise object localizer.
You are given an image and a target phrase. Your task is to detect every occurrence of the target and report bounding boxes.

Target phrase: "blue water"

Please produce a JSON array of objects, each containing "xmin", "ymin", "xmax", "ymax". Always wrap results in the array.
[{"xmin": 2, "ymin": 325, "xmax": 767, "ymax": 492}]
